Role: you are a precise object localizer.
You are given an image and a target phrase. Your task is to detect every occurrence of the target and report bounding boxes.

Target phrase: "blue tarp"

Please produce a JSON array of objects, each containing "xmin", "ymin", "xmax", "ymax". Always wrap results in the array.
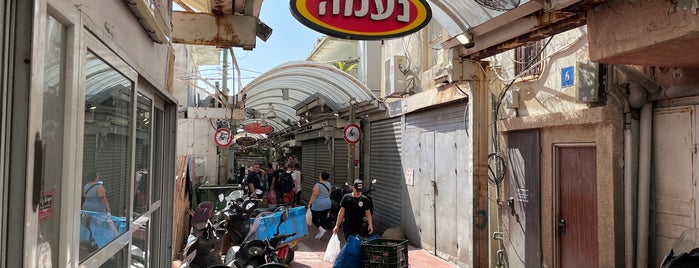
[{"xmin": 79, "ymin": 210, "xmax": 127, "ymax": 248}]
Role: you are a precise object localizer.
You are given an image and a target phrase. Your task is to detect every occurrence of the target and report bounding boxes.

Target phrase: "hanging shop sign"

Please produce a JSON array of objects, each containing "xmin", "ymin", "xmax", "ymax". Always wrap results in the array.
[
  {"xmin": 236, "ymin": 136, "xmax": 258, "ymax": 147},
  {"xmin": 343, "ymin": 123, "xmax": 362, "ymax": 144},
  {"xmin": 214, "ymin": 128, "xmax": 234, "ymax": 147},
  {"xmin": 243, "ymin": 122, "xmax": 274, "ymax": 134},
  {"xmin": 290, "ymin": 0, "xmax": 432, "ymax": 40}
]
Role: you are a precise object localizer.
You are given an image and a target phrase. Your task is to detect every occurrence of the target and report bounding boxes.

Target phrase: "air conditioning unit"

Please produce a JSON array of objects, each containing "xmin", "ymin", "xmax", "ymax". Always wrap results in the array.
[
  {"xmin": 384, "ymin": 55, "xmax": 407, "ymax": 96},
  {"xmin": 433, "ymin": 59, "xmax": 479, "ymax": 84}
]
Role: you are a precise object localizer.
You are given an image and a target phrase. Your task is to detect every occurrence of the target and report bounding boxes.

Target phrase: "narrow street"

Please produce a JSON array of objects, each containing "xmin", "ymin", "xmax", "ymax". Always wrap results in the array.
[{"xmin": 289, "ymin": 226, "xmax": 456, "ymax": 268}]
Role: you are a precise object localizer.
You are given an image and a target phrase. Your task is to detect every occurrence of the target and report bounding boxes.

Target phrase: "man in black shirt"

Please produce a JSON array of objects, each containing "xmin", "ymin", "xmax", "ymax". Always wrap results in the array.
[
  {"xmin": 246, "ymin": 163, "xmax": 262, "ymax": 198},
  {"xmin": 333, "ymin": 179, "xmax": 373, "ymax": 241}
]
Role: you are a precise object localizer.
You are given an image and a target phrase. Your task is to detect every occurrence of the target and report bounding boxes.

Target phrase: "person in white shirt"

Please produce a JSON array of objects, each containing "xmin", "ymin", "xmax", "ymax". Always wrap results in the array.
[{"xmin": 292, "ymin": 163, "xmax": 302, "ymax": 206}]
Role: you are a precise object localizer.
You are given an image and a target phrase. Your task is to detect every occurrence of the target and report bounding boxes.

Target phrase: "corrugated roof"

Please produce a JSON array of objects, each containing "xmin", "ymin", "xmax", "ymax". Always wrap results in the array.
[{"xmin": 239, "ymin": 61, "xmax": 377, "ymax": 133}]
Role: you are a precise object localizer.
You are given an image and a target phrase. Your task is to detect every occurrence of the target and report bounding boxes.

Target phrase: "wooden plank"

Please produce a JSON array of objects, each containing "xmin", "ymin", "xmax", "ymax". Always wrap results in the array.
[{"xmin": 172, "ymin": 155, "xmax": 192, "ymax": 259}]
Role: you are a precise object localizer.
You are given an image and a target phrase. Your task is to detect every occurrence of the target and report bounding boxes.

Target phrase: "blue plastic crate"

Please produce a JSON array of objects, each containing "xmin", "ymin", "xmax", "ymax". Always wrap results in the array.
[{"xmin": 249, "ymin": 206, "xmax": 308, "ymax": 245}]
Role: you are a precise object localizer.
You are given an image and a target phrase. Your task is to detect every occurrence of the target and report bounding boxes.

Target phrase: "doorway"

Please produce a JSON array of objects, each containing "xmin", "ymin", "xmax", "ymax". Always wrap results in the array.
[{"xmin": 556, "ymin": 145, "xmax": 598, "ymax": 267}]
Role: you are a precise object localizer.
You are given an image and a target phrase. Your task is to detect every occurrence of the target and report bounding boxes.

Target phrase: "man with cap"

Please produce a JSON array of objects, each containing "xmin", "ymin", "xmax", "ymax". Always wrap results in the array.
[{"xmin": 332, "ymin": 179, "xmax": 374, "ymax": 241}]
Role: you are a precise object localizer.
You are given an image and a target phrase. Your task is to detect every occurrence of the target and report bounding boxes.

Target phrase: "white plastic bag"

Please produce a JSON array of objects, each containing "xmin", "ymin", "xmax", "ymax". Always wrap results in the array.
[
  {"xmin": 323, "ymin": 233, "xmax": 341, "ymax": 263},
  {"xmin": 306, "ymin": 207, "xmax": 313, "ymax": 226}
]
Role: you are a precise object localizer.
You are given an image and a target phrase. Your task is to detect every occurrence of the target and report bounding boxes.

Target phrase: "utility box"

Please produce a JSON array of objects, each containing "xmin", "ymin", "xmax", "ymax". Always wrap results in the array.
[
  {"xmin": 384, "ymin": 55, "xmax": 407, "ymax": 96},
  {"xmin": 576, "ymin": 61, "xmax": 599, "ymax": 103}
]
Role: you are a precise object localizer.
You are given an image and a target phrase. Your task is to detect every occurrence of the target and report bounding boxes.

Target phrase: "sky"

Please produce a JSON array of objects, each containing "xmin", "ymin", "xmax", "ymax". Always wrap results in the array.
[{"xmin": 227, "ymin": 2, "xmax": 323, "ymax": 93}]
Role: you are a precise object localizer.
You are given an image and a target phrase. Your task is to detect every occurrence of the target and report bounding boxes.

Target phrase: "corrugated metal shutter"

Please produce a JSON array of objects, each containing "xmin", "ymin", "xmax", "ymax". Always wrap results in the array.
[
  {"xmin": 315, "ymin": 139, "xmax": 332, "ymax": 179},
  {"xmin": 301, "ymin": 141, "xmax": 316, "ymax": 202},
  {"xmin": 333, "ymin": 138, "xmax": 349, "ymax": 186},
  {"xmin": 369, "ymin": 117, "xmax": 402, "ymax": 230}
]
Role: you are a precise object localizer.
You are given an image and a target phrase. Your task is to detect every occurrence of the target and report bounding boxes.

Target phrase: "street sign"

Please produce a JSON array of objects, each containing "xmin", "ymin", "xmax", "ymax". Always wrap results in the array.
[
  {"xmin": 343, "ymin": 123, "xmax": 362, "ymax": 144},
  {"xmin": 214, "ymin": 128, "xmax": 233, "ymax": 147}
]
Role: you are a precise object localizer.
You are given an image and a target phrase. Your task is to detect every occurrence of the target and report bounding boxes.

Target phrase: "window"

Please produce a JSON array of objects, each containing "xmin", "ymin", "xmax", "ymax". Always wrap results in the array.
[
  {"xmin": 514, "ymin": 40, "xmax": 544, "ymax": 77},
  {"xmin": 80, "ymin": 51, "xmax": 132, "ymax": 261},
  {"xmin": 40, "ymin": 14, "xmax": 67, "ymax": 266}
]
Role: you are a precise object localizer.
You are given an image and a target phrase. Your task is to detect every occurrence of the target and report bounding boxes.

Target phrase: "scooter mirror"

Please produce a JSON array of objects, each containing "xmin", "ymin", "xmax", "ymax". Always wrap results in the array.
[
  {"xmin": 280, "ymin": 206, "xmax": 289, "ymax": 222},
  {"xmin": 218, "ymin": 193, "xmax": 225, "ymax": 202},
  {"xmin": 372, "ymin": 179, "xmax": 377, "ymax": 184},
  {"xmin": 255, "ymin": 189, "xmax": 263, "ymax": 195}
]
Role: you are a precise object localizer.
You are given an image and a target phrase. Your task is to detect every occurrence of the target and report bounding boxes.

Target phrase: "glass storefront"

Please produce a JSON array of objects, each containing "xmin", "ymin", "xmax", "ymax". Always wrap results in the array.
[{"xmin": 80, "ymin": 51, "xmax": 133, "ymax": 262}]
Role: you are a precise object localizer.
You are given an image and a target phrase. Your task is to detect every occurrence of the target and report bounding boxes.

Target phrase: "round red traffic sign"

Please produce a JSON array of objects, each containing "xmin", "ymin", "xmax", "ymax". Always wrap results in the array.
[
  {"xmin": 343, "ymin": 123, "xmax": 361, "ymax": 144},
  {"xmin": 214, "ymin": 128, "xmax": 233, "ymax": 147}
]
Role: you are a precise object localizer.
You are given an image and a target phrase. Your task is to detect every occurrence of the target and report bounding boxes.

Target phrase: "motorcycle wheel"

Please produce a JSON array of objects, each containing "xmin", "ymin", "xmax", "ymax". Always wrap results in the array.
[
  {"xmin": 258, "ymin": 264, "xmax": 287, "ymax": 268},
  {"xmin": 283, "ymin": 248, "xmax": 294, "ymax": 264}
]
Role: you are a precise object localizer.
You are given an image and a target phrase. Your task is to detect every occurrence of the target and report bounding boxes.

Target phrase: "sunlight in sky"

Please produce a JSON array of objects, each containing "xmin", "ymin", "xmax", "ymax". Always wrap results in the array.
[{"xmin": 232, "ymin": 2, "xmax": 323, "ymax": 92}]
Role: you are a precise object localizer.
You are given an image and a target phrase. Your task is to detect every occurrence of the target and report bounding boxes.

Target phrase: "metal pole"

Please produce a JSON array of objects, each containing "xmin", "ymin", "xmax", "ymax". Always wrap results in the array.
[{"xmin": 348, "ymin": 98, "xmax": 356, "ymax": 184}]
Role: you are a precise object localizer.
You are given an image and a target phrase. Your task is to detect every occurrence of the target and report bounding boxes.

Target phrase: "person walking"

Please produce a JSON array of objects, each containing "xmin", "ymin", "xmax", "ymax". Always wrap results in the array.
[
  {"xmin": 333, "ymin": 179, "xmax": 373, "ymax": 242},
  {"xmin": 82, "ymin": 171, "xmax": 111, "ymax": 214},
  {"xmin": 292, "ymin": 164, "xmax": 302, "ymax": 206},
  {"xmin": 307, "ymin": 171, "xmax": 332, "ymax": 239},
  {"xmin": 246, "ymin": 163, "xmax": 263, "ymax": 198}
]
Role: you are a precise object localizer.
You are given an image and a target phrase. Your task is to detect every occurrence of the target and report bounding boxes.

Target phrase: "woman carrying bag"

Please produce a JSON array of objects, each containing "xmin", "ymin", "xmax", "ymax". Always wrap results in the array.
[{"xmin": 307, "ymin": 171, "xmax": 332, "ymax": 239}]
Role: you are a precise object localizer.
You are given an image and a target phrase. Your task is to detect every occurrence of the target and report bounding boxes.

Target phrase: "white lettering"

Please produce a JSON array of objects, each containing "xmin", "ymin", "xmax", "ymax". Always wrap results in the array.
[
  {"xmin": 317, "ymin": 0, "xmax": 411, "ymax": 22},
  {"xmin": 371, "ymin": 0, "xmax": 394, "ymax": 21}
]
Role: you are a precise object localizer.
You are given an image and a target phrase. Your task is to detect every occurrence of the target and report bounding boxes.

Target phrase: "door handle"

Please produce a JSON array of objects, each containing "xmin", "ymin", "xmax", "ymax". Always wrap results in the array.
[
  {"xmin": 32, "ymin": 133, "xmax": 45, "ymax": 212},
  {"xmin": 558, "ymin": 218, "xmax": 566, "ymax": 235}
]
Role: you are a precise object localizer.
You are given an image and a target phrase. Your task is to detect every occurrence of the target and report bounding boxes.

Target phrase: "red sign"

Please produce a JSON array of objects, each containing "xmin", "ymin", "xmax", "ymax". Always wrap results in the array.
[
  {"xmin": 290, "ymin": 0, "xmax": 432, "ymax": 40},
  {"xmin": 343, "ymin": 123, "xmax": 362, "ymax": 144},
  {"xmin": 243, "ymin": 122, "xmax": 274, "ymax": 134},
  {"xmin": 214, "ymin": 128, "xmax": 234, "ymax": 147}
]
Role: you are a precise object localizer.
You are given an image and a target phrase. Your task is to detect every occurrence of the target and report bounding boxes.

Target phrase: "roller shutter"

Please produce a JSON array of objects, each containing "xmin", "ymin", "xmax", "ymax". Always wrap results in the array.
[
  {"xmin": 333, "ymin": 138, "xmax": 349, "ymax": 186},
  {"xmin": 301, "ymin": 141, "xmax": 316, "ymax": 202},
  {"xmin": 369, "ymin": 117, "xmax": 402, "ymax": 230}
]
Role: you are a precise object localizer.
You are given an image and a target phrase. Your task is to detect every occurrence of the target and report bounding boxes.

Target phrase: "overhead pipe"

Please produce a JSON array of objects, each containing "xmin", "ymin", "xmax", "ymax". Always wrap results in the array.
[
  {"xmin": 636, "ymin": 103, "xmax": 652, "ymax": 268},
  {"xmin": 617, "ymin": 65, "xmax": 661, "ymax": 95}
]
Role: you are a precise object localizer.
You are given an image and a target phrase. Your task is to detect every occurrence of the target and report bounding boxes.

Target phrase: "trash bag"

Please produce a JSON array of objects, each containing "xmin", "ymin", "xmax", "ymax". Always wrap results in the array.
[
  {"xmin": 333, "ymin": 235, "xmax": 361, "ymax": 268},
  {"xmin": 306, "ymin": 208, "xmax": 313, "ymax": 226},
  {"xmin": 324, "ymin": 233, "xmax": 341, "ymax": 263}
]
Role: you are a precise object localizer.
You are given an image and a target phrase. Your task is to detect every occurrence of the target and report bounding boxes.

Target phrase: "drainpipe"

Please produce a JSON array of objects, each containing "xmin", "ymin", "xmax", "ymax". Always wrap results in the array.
[
  {"xmin": 636, "ymin": 103, "xmax": 652, "ymax": 268},
  {"xmin": 624, "ymin": 113, "xmax": 639, "ymax": 268},
  {"xmin": 649, "ymin": 84, "xmax": 699, "ymax": 101}
]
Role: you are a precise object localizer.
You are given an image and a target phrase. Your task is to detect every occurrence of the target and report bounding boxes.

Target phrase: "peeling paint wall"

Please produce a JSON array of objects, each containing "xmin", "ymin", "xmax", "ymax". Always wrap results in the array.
[{"xmin": 176, "ymin": 119, "xmax": 219, "ymax": 182}]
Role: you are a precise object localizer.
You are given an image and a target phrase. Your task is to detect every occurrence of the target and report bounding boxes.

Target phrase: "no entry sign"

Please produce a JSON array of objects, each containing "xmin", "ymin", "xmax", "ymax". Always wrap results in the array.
[
  {"xmin": 214, "ymin": 128, "xmax": 233, "ymax": 147},
  {"xmin": 343, "ymin": 123, "xmax": 361, "ymax": 144}
]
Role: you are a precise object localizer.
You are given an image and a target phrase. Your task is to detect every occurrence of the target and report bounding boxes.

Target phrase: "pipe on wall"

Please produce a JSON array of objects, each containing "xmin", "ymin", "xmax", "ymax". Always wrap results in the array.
[
  {"xmin": 624, "ymin": 114, "xmax": 639, "ymax": 268},
  {"xmin": 628, "ymin": 81, "xmax": 647, "ymax": 109},
  {"xmin": 617, "ymin": 65, "xmax": 661, "ymax": 95},
  {"xmin": 636, "ymin": 103, "xmax": 653, "ymax": 268},
  {"xmin": 649, "ymin": 85, "xmax": 699, "ymax": 101}
]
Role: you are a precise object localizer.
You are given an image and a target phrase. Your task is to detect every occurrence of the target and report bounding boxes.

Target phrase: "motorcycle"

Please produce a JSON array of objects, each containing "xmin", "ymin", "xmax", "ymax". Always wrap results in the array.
[
  {"xmin": 179, "ymin": 201, "xmax": 226, "ymax": 268},
  {"xmin": 223, "ymin": 206, "xmax": 297, "ymax": 267},
  {"xmin": 220, "ymin": 190, "xmax": 260, "ymax": 248},
  {"xmin": 661, "ymin": 228, "xmax": 699, "ymax": 267}
]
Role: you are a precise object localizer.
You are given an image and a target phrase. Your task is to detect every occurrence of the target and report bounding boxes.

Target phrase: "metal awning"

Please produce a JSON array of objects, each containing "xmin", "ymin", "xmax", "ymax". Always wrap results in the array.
[
  {"xmin": 428, "ymin": 0, "xmax": 588, "ymax": 58},
  {"xmin": 239, "ymin": 61, "xmax": 377, "ymax": 133}
]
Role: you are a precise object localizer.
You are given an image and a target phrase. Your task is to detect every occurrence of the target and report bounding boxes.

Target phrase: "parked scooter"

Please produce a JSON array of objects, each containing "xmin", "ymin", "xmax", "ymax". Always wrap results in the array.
[
  {"xmin": 179, "ymin": 201, "xmax": 226, "ymax": 268},
  {"xmin": 661, "ymin": 228, "xmax": 699, "ymax": 267},
  {"xmin": 223, "ymin": 206, "xmax": 297, "ymax": 268}
]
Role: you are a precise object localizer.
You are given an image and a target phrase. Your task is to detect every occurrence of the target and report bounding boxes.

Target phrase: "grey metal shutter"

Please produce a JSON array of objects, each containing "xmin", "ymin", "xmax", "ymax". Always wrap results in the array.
[
  {"xmin": 333, "ymin": 138, "xmax": 349, "ymax": 186},
  {"xmin": 369, "ymin": 117, "xmax": 402, "ymax": 230},
  {"xmin": 315, "ymin": 139, "xmax": 332, "ymax": 179},
  {"xmin": 301, "ymin": 141, "xmax": 316, "ymax": 202}
]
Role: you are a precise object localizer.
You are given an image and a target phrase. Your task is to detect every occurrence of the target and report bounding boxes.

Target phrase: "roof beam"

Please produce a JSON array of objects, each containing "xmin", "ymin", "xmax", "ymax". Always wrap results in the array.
[{"xmin": 172, "ymin": 11, "xmax": 257, "ymax": 49}]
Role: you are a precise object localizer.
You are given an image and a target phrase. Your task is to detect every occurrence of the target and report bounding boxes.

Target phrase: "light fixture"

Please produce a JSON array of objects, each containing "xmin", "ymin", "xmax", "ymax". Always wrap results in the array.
[
  {"xmin": 456, "ymin": 32, "xmax": 475, "ymax": 49},
  {"xmin": 333, "ymin": 112, "xmax": 340, "ymax": 117}
]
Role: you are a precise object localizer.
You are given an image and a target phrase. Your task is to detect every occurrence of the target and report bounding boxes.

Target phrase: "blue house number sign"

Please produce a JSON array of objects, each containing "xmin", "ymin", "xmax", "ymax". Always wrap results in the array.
[{"xmin": 561, "ymin": 66, "xmax": 574, "ymax": 88}]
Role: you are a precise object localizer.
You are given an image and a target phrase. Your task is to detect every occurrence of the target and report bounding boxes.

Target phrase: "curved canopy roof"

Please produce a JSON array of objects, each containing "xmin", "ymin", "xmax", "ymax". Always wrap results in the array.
[{"xmin": 239, "ymin": 61, "xmax": 377, "ymax": 134}]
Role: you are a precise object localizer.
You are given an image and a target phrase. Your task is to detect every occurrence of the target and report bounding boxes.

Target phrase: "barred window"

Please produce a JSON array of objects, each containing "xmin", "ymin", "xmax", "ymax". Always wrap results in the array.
[{"xmin": 514, "ymin": 40, "xmax": 544, "ymax": 77}]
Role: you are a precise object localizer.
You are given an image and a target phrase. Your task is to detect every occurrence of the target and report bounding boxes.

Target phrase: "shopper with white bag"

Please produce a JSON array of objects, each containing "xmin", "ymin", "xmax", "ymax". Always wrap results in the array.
[{"xmin": 307, "ymin": 171, "xmax": 333, "ymax": 239}]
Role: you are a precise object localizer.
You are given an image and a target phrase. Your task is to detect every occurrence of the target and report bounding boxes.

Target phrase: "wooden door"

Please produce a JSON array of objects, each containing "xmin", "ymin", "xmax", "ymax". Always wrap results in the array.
[{"xmin": 557, "ymin": 146, "xmax": 598, "ymax": 267}]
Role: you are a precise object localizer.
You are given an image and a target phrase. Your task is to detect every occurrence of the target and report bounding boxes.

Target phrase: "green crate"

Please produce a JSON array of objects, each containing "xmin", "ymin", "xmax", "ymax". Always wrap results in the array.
[{"xmin": 361, "ymin": 239, "xmax": 409, "ymax": 268}]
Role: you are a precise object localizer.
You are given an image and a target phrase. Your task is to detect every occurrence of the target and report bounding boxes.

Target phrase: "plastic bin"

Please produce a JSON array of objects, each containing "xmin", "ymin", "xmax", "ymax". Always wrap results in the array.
[
  {"xmin": 360, "ymin": 239, "xmax": 409, "ymax": 268},
  {"xmin": 248, "ymin": 206, "xmax": 308, "ymax": 245}
]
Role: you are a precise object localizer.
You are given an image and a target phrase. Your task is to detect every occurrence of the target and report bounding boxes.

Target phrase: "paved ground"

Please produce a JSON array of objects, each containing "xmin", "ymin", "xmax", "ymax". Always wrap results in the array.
[{"xmin": 289, "ymin": 227, "xmax": 457, "ymax": 268}]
